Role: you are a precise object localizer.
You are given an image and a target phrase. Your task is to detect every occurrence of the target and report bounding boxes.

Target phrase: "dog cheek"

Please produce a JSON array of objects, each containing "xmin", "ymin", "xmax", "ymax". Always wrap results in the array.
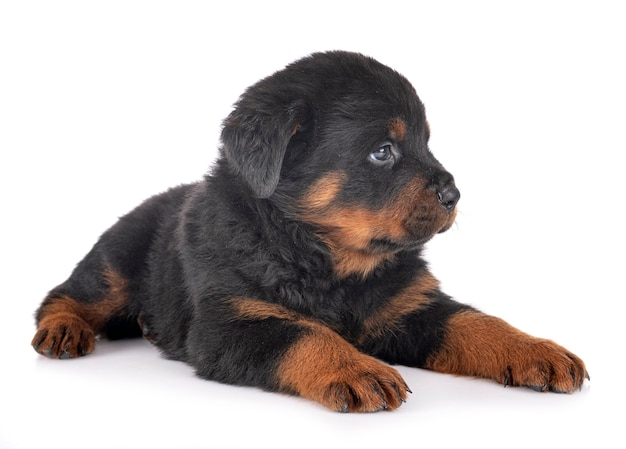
[{"xmin": 298, "ymin": 171, "xmax": 348, "ymax": 212}]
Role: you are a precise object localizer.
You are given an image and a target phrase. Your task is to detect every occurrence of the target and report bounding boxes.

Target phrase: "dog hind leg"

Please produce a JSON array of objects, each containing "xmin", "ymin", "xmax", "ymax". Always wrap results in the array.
[{"xmin": 32, "ymin": 265, "xmax": 132, "ymax": 359}]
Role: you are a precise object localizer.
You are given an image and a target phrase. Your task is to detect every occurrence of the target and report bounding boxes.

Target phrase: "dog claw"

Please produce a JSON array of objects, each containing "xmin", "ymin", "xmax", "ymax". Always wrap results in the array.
[{"xmin": 400, "ymin": 386, "xmax": 412, "ymax": 401}]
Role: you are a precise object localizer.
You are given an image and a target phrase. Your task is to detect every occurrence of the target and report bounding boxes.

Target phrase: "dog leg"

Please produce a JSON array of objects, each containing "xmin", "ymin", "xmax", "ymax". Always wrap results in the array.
[
  {"xmin": 189, "ymin": 297, "xmax": 410, "ymax": 412},
  {"xmin": 424, "ymin": 310, "xmax": 589, "ymax": 393},
  {"xmin": 31, "ymin": 266, "xmax": 130, "ymax": 359},
  {"xmin": 357, "ymin": 274, "xmax": 588, "ymax": 394}
]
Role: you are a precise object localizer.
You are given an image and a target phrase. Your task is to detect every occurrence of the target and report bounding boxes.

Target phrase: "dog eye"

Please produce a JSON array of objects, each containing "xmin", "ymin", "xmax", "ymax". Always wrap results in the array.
[{"xmin": 369, "ymin": 144, "xmax": 395, "ymax": 164}]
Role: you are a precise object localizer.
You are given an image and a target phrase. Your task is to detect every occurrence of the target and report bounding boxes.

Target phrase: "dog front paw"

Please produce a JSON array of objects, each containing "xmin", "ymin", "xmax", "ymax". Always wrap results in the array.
[
  {"xmin": 319, "ymin": 365, "xmax": 411, "ymax": 413},
  {"xmin": 425, "ymin": 312, "xmax": 589, "ymax": 393},
  {"xmin": 277, "ymin": 332, "xmax": 410, "ymax": 412},
  {"xmin": 503, "ymin": 339, "xmax": 589, "ymax": 393}
]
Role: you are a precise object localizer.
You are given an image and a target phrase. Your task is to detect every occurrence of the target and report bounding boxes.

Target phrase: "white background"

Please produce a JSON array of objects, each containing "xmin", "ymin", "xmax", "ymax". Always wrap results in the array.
[{"xmin": 1, "ymin": 1, "xmax": 624, "ymax": 448}]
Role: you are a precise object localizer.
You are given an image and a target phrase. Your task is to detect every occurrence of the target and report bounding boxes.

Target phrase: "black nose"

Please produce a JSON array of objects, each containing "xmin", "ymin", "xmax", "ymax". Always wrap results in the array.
[{"xmin": 437, "ymin": 183, "xmax": 460, "ymax": 212}]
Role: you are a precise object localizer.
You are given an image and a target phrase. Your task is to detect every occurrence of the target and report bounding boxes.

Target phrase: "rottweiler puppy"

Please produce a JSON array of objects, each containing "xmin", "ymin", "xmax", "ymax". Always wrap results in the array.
[{"xmin": 32, "ymin": 51, "xmax": 588, "ymax": 412}]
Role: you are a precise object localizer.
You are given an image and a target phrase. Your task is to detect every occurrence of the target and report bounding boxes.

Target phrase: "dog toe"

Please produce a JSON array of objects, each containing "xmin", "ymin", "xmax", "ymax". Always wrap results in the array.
[{"xmin": 32, "ymin": 316, "xmax": 95, "ymax": 359}]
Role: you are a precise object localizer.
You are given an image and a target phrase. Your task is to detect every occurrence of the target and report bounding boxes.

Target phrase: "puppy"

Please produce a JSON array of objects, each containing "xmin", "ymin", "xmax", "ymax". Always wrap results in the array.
[{"xmin": 32, "ymin": 51, "xmax": 588, "ymax": 412}]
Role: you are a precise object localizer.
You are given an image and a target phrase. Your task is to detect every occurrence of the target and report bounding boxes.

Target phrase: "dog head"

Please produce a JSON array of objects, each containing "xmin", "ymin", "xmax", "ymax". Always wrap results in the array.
[{"xmin": 220, "ymin": 51, "xmax": 459, "ymax": 278}]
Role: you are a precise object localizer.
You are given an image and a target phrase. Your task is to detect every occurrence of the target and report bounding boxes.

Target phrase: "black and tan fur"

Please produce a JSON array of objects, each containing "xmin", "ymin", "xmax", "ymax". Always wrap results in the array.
[{"xmin": 32, "ymin": 51, "xmax": 588, "ymax": 412}]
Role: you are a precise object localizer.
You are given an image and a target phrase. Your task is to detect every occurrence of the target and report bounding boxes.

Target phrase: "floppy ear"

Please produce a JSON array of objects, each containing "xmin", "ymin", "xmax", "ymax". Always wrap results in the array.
[{"xmin": 221, "ymin": 97, "xmax": 310, "ymax": 198}]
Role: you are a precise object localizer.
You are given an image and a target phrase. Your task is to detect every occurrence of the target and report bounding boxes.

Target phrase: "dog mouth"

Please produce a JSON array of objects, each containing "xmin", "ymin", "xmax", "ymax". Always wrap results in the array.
[
  {"xmin": 369, "ymin": 205, "xmax": 457, "ymax": 252},
  {"xmin": 436, "ymin": 208, "xmax": 457, "ymax": 234}
]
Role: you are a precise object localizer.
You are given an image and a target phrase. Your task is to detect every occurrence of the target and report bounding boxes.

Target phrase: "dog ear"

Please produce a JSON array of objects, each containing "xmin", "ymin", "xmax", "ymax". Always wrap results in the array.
[{"xmin": 221, "ymin": 96, "xmax": 310, "ymax": 198}]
